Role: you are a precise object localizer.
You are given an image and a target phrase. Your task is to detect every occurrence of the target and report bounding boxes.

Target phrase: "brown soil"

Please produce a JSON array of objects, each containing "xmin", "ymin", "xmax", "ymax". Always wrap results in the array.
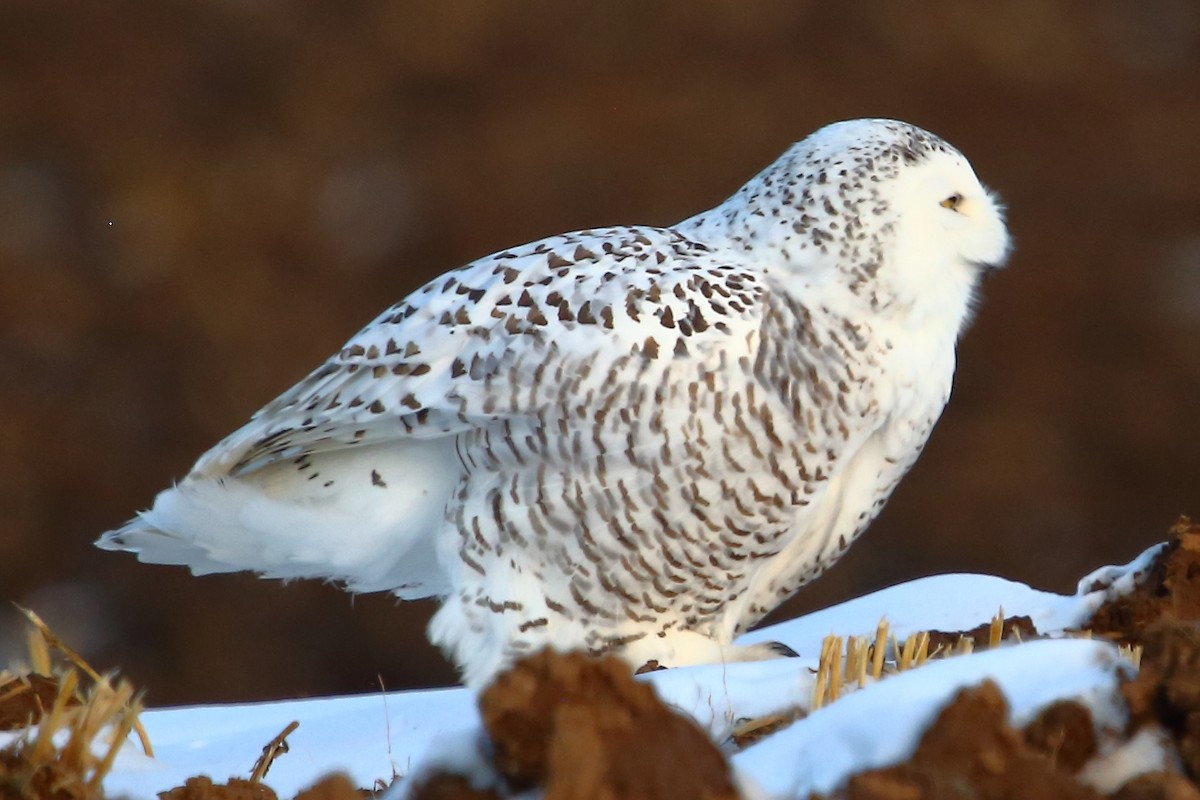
[
  {"xmin": 1121, "ymin": 620, "xmax": 1200, "ymax": 782},
  {"xmin": 1111, "ymin": 772, "xmax": 1200, "ymax": 800},
  {"xmin": 479, "ymin": 650, "xmax": 737, "ymax": 800},
  {"xmin": 407, "ymin": 774, "xmax": 501, "ymax": 800},
  {"xmin": 0, "ymin": 747, "xmax": 97, "ymax": 800},
  {"xmin": 0, "ymin": 676, "xmax": 70, "ymax": 732},
  {"xmin": 154, "ymin": 773, "xmax": 377, "ymax": 800},
  {"xmin": 159, "ymin": 777, "xmax": 278, "ymax": 800},
  {"xmin": 1088, "ymin": 519, "xmax": 1200, "ymax": 647},
  {"xmin": 926, "ymin": 615, "xmax": 1041, "ymax": 655},
  {"xmin": 292, "ymin": 775, "xmax": 370, "ymax": 800},
  {"xmin": 1022, "ymin": 700, "xmax": 1098, "ymax": 773},
  {"xmin": 157, "ymin": 768, "xmax": 377, "ymax": 800},
  {"xmin": 834, "ymin": 681, "xmax": 1102, "ymax": 800}
]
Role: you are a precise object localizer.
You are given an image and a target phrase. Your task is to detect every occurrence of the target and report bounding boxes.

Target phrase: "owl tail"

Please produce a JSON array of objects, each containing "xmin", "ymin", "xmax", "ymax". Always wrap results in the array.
[{"xmin": 96, "ymin": 438, "xmax": 461, "ymax": 598}]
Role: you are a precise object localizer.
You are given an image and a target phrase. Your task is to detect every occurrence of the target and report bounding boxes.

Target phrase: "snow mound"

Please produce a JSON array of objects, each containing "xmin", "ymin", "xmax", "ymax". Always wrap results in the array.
[{"xmin": 56, "ymin": 541, "xmax": 1168, "ymax": 799}]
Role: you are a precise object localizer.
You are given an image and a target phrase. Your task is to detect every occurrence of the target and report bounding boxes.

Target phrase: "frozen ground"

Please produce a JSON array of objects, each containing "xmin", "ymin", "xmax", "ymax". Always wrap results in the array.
[{"xmin": 3, "ymin": 543, "xmax": 1160, "ymax": 799}]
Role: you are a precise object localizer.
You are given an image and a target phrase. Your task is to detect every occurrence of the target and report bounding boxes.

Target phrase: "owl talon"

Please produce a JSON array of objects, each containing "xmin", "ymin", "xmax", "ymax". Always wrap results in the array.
[{"xmin": 761, "ymin": 641, "xmax": 799, "ymax": 658}]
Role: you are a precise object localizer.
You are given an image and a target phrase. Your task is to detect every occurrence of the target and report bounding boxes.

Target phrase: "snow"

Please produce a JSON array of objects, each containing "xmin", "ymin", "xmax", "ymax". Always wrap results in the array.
[
  {"xmin": 8, "ymin": 543, "xmax": 1161, "ymax": 799},
  {"xmin": 732, "ymin": 638, "xmax": 1133, "ymax": 796},
  {"xmin": 738, "ymin": 539, "xmax": 1163, "ymax": 658},
  {"xmin": 7, "ymin": 685, "xmax": 480, "ymax": 799},
  {"xmin": 1079, "ymin": 727, "xmax": 1180, "ymax": 793}
]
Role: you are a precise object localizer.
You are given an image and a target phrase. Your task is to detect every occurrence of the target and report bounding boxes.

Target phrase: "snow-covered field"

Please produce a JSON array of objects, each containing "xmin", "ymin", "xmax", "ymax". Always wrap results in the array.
[{"xmin": 7, "ymin": 544, "xmax": 1160, "ymax": 799}]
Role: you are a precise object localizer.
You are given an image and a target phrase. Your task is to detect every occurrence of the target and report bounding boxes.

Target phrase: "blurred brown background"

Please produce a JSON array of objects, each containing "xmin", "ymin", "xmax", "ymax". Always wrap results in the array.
[{"xmin": 1, "ymin": 2, "xmax": 1197, "ymax": 705}]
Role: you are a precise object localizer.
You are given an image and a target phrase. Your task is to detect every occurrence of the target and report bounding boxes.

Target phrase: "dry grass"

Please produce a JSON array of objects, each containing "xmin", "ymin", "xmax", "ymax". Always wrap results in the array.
[
  {"xmin": 808, "ymin": 608, "xmax": 1036, "ymax": 713},
  {"xmin": 731, "ymin": 608, "xmax": 1056, "ymax": 749},
  {"xmin": 0, "ymin": 608, "xmax": 148, "ymax": 800},
  {"xmin": 249, "ymin": 722, "xmax": 301, "ymax": 785}
]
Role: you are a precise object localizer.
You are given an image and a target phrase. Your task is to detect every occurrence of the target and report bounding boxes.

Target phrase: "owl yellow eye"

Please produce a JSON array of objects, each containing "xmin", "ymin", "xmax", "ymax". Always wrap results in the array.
[{"xmin": 940, "ymin": 193, "xmax": 963, "ymax": 211}]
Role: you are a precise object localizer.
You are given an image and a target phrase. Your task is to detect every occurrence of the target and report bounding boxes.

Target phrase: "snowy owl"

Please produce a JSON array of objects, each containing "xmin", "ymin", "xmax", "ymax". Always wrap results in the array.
[{"xmin": 99, "ymin": 119, "xmax": 1010, "ymax": 688}]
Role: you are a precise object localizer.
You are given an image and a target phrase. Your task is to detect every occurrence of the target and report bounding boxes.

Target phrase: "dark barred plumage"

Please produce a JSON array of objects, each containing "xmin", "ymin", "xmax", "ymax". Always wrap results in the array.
[{"xmin": 99, "ymin": 119, "xmax": 1010, "ymax": 687}]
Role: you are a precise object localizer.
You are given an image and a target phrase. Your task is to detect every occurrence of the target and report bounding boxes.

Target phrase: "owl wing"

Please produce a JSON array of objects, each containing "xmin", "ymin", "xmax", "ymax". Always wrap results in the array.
[
  {"xmin": 101, "ymin": 225, "xmax": 767, "ymax": 594},
  {"xmin": 191, "ymin": 225, "xmax": 764, "ymax": 481}
]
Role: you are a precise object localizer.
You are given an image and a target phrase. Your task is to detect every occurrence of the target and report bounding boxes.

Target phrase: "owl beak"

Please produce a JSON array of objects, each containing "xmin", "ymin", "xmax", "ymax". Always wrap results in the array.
[
  {"xmin": 972, "ymin": 238, "xmax": 1012, "ymax": 278},
  {"xmin": 975, "ymin": 257, "xmax": 1007, "ymax": 279}
]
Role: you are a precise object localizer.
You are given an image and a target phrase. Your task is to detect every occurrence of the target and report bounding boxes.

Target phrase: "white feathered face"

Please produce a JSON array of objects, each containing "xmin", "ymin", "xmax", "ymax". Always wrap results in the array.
[
  {"xmin": 719, "ymin": 118, "xmax": 1010, "ymax": 331},
  {"xmin": 872, "ymin": 138, "xmax": 1011, "ymax": 331},
  {"xmin": 894, "ymin": 148, "xmax": 1010, "ymax": 274}
]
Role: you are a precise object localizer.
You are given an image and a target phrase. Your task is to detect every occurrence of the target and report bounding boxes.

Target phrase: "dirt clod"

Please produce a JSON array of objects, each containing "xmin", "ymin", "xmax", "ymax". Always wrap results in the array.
[
  {"xmin": 1112, "ymin": 772, "xmax": 1200, "ymax": 800},
  {"xmin": 407, "ymin": 773, "xmax": 502, "ymax": 800},
  {"xmin": 1121, "ymin": 620, "xmax": 1200, "ymax": 780},
  {"xmin": 839, "ymin": 681, "xmax": 1101, "ymax": 799},
  {"xmin": 0, "ymin": 747, "xmax": 93, "ymax": 800},
  {"xmin": 1089, "ymin": 518, "xmax": 1200, "ymax": 646},
  {"xmin": 925, "ymin": 615, "xmax": 1040, "ymax": 655},
  {"xmin": 1023, "ymin": 700, "xmax": 1098, "ymax": 773},
  {"xmin": 158, "ymin": 776, "xmax": 279, "ymax": 800},
  {"xmin": 292, "ymin": 774, "xmax": 372, "ymax": 800},
  {"xmin": 480, "ymin": 649, "xmax": 737, "ymax": 800},
  {"xmin": 0, "ymin": 675, "xmax": 71, "ymax": 731}
]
